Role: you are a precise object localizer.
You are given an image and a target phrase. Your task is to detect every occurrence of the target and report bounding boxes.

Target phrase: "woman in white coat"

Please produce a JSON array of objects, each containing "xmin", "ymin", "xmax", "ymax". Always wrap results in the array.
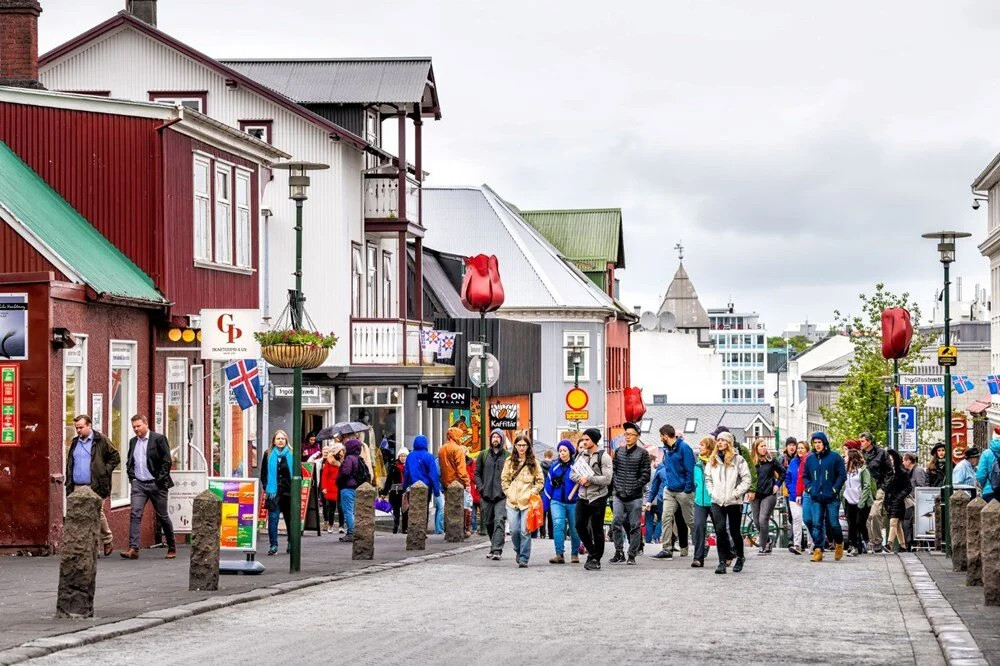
[{"xmin": 705, "ymin": 431, "xmax": 751, "ymax": 574}]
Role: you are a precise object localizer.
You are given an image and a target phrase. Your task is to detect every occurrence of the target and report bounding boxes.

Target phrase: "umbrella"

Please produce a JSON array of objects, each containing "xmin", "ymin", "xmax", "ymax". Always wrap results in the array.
[{"xmin": 316, "ymin": 421, "xmax": 368, "ymax": 441}]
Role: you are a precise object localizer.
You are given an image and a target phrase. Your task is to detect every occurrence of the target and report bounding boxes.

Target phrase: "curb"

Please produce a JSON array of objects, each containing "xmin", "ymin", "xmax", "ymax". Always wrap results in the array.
[
  {"xmin": 0, "ymin": 541, "xmax": 488, "ymax": 665},
  {"xmin": 898, "ymin": 553, "xmax": 988, "ymax": 666}
]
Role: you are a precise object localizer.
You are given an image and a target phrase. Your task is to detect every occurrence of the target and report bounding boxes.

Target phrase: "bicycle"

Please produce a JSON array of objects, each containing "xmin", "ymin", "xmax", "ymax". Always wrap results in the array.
[{"xmin": 740, "ymin": 499, "xmax": 784, "ymax": 548}]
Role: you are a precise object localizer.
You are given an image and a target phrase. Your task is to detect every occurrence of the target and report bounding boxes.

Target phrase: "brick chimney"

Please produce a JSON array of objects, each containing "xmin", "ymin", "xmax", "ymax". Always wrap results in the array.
[
  {"xmin": 0, "ymin": 0, "xmax": 43, "ymax": 89},
  {"xmin": 126, "ymin": 0, "xmax": 156, "ymax": 27}
]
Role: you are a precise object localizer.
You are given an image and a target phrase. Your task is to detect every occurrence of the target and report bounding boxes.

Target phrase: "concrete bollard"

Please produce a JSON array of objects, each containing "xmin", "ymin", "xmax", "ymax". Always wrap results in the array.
[
  {"xmin": 444, "ymin": 481, "xmax": 465, "ymax": 543},
  {"xmin": 352, "ymin": 482, "xmax": 376, "ymax": 560},
  {"xmin": 967, "ymin": 497, "xmax": 986, "ymax": 587},
  {"xmin": 950, "ymin": 491, "xmax": 970, "ymax": 572},
  {"xmin": 189, "ymin": 490, "xmax": 222, "ymax": 591},
  {"xmin": 983, "ymin": 500, "xmax": 1000, "ymax": 606},
  {"xmin": 57, "ymin": 487, "xmax": 102, "ymax": 618},
  {"xmin": 934, "ymin": 497, "xmax": 943, "ymax": 551},
  {"xmin": 406, "ymin": 482, "xmax": 429, "ymax": 551}
]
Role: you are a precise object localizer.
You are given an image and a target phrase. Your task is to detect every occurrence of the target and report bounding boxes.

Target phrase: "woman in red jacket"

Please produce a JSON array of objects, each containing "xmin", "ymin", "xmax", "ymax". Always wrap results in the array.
[{"xmin": 320, "ymin": 444, "xmax": 343, "ymax": 534}]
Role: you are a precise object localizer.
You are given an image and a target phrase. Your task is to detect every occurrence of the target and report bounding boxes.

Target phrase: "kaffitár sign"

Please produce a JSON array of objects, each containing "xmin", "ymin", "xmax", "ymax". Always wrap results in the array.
[
  {"xmin": 489, "ymin": 402, "xmax": 519, "ymax": 430},
  {"xmin": 200, "ymin": 309, "xmax": 260, "ymax": 361},
  {"xmin": 1, "ymin": 364, "xmax": 19, "ymax": 446},
  {"xmin": 0, "ymin": 294, "xmax": 28, "ymax": 361}
]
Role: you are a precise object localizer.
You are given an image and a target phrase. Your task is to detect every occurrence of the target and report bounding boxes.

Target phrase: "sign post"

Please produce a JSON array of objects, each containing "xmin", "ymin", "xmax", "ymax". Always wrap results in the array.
[{"xmin": 888, "ymin": 405, "xmax": 918, "ymax": 453}]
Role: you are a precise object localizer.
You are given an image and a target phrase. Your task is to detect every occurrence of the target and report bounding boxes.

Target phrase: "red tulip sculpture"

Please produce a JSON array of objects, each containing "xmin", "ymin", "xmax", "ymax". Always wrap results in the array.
[
  {"xmin": 881, "ymin": 307, "xmax": 913, "ymax": 360},
  {"xmin": 624, "ymin": 387, "xmax": 646, "ymax": 423},
  {"xmin": 461, "ymin": 254, "xmax": 505, "ymax": 313}
]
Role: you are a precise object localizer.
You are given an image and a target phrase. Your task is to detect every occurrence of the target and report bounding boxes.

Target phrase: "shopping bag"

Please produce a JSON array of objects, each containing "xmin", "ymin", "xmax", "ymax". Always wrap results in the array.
[{"xmin": 525, "ymin": 493, "xmax": 544, "ymax": 532}]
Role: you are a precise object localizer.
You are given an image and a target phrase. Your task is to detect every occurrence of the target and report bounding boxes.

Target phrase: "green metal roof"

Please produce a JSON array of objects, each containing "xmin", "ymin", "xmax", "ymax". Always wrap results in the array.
[
  {"xmin": 519, "ymin": 208, "xmax": 625, "ymax": 269},
  {"xmin": 0, "ymin": 141, "xmax": 166, "ymax": 305}
]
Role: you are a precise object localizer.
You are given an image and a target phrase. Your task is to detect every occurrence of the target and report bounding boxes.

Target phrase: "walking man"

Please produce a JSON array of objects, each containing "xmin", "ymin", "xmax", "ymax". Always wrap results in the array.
[
  {"xmin": 609, "ymin": 422, "xmax": 650, "ymax": 565},
  {"xmin": 121, "ymin": 415, "xmax": 176, "ymax": 559},
  {"xmin": 65, "ymin": 414, "xmax": 120, "ymax": 556},
  {"xmin": 805, "ymin": 432, "xmax": 846, "ymax": 562},
  {"xmin": 860, "ymin": 432, "xmax": 893, "ymax": 553},
  {"xmin": 646, "ymin": 424, "xmax": 695, "ymax": 559},
  {"xmin": 475, "ymin": 429, "xmax": 509, "ymax": 560},
  {"xmin": 572, "ymin": 428, "xmax": 613, "ymax": 570}
]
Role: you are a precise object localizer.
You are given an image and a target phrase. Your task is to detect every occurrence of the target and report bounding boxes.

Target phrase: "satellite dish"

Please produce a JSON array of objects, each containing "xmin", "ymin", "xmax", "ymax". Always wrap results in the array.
[
  {"xmin": 639, "ymin": 311, "xmax": 657, "ymax": 331},
  {"xmin": 658, "ymin": 312, "xmax": 677, "ymax": 331}
]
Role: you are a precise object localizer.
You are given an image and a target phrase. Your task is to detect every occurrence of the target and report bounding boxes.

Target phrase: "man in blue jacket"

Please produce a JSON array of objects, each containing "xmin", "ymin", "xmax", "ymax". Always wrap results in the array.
[
  {"xmin": 645, "ymin": 424, "xmax": 695, "ymax": 559},
  {"xmin": 403, "ymin": 434, "xmax": 442, "ymax": 535},
  {"xmin": 804, "ymin": 431, "xmax": 846, "ymax": 562}
]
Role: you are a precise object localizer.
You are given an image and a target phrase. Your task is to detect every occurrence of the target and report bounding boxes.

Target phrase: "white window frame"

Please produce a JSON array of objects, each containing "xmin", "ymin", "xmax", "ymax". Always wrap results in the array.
[
  {"xmin": 214, "ymin": 164, "xmax": 233, "ymax": 265},
  {"xmin": 365, "ymin": 242, "xmax": 378, "ymax": 318},
  {"xmin": 382, "ymin": 250, "xmax": 393, "ymax": 318},
  {"xmin": 234, "ymin": 169, "xmax": 252, "ymax": 268},
  {"xmin": 351, "ymin": 244, "xmax": 363, "ymax": 317},
  {"xmin": 193, "ymin": 156, "xmax": 212, "ymax": 261},
  {"xmin": 109, "ymin": 340, "xmax": 137, "ymax": 508},
  {"xmin": 242, "ymin": 124, "xmax": 270, "ymax": 143},
  {"xmin": 151, "ymin": 95, "xmax": 204, "ymax": 112},
  {"xmin": 684, "ymin": 418, "xmax": 697, "ymax": 434},
  {"xmin": 563, "ymin": 331, "xmax": 591, "ymax": 382}
]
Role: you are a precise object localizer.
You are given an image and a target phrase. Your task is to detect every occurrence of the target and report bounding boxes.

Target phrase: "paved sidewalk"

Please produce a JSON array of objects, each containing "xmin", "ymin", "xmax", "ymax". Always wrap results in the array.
[
  {"xmin": 917, "ymin": 551, "xmax": 1000, "ymax": 665},
  {"xmin": 0, "ymin": 530, "xmax": 484, "ymax": 652}
]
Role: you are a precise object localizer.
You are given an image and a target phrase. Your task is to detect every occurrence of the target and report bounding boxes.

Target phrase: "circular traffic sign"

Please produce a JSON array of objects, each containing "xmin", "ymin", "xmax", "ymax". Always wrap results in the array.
[
  {"xmin": 566, "ymin": 387, "xmax": 589, "ymax": 410},
  {"xmin": 468, "ymin": 353, "xmax": 500, "ymax": 388}
]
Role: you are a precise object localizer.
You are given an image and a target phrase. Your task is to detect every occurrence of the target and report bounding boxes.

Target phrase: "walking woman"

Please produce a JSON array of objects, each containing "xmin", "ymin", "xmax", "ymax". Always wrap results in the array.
[
  {"xmin": 784, "ymin": 441, "xmax": 811, "ymax": 554},
  {"xmin": 261, "ymin": 429, "xmax": 293, "ymax": 555},
  {"xmin": 749, "ymin": 439, "xmax": 783, "ymax": 555},
  {"xmin": 336, "ymin": 438, "xmax": 366, "ymax": 543},
  {"xmin": 545, "ymin": 440, "xmax": 581, "ymax": 564},
  {"xmin": 501, "ymin": 434, "xmax": 545, "ymax": 568},
  {"xmin": 380, "ymin": 447, "xmax": 409, "ymax": 534},
  {"xmin": 704, "ymin": 431, "xmax": 751, "ymax": 574},
  {"xmin": 843, "ymin": 447, "xmax": 875, "ymax": 556},
  {"xmin": 691, "ymin": 436, "xmax": 715, "ymax": 568},
  {"xmin": 885, "ymin": 449, "xmax": 913, "ymax": 552},
  {"xmin": 320, "ymin": 444, "xmax": 342, "ymax": 534}
]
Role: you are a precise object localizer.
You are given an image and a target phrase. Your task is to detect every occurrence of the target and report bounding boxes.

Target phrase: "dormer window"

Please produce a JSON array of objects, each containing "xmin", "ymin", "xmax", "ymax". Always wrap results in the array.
[
  {"xmin": 239, "ymin": 120, "xmax": 273, "ymax": 144},
  {"xmin": 149, "ymin": 91, "xmax": 207, "ymax": 113}
]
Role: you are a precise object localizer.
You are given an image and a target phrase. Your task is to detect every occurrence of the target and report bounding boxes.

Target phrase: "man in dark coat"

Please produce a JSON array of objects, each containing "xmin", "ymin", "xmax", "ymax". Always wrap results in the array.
[
  {"xmin": 860, "ymin": 432, "xmax": 894, "ymax": 553},
  {"xmin": 121, "ymin": 414, "xmax": 175, "ymax": 559},
  {"xmin": 475, "ymin": 429, "xmax": 509, "ymax": 560},
  {"xmin": 65, "ymin": 414, "xmax": 120, "ymax": 556}
]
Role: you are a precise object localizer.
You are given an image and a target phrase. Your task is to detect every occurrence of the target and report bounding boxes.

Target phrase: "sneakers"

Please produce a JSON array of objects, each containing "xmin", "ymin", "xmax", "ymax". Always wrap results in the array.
[
  {"xmin": 549, "ymin": 554, "xmax": 565, "ymax": 564},
  {"xmin": 267, "ymin": 545, "xmax": 278, "ymax": 555},
  {"xmin": 757, "ymin": 547, "xmax": 766, "ymax": 556},
  {"xmin": 338, "ymin": 533, "xmax": 354, "ymax": 542},
  {"xmin": 487, "ymin": 551, "xmax": 496, "ymax": 559},
  {"xmin": 609, "ymin": 551, "xmax": 626, "ymax": 564},
  {"xmin": 326, "ymin": 526, "xmax": 334, "ymax": 534},
  {"xmin": 873, "ymin": 544, "xmax": 884, "ymax": 554},
  {"xmin": 584, "ymin": 558, "xmax": 601, "ymax": 571},
  {"xmin": 732, "ymin": 557, "xmax": 745, "ymax": 573},
  {"xmin": 788, "ymin": 545, "xmax": 801, "ymax": 555},
  {"xmin": 492, "ymin": 553, "xmax": 503, "ymax": 561},
  {"xmin": 764, "ymin": 544, "xmax": 773, "ymax": 554},
  {"xmin": 847, "ymin": 547, "xmax": 858, "ymax": 557},
  {"xmin": 810, "ymin": 547, "xmax": 824, "ymax": 562},
  {"xmin": 518, "ymin": 561, "xmax": 528, "ymax": 568},
  {"xmin": 339, "ymin": 527, "xmax": 346, "ymax": 534},
  {"xmin": 650, "ymin": 550, "xmax": 672, "ymax": 559},
  {"xmin": 679, "ymin": 547, "xmax": 688, "ymax": 557},
  {"xmin": 714, "ymin": 562, "xmax": 727, "ymax": 574},
  {"xmin": 626, "ymin": 555, "xmax": 636, "ymax": 565}
]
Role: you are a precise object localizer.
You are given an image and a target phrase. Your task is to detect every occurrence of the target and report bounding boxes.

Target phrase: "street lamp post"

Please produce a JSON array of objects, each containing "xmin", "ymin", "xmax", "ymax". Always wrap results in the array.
[
  {"xmin": 921, "ymin": 230, "xmax": 971, "ymax": 557},
  {"xmin": 272, "ymin": 161, "xmax": 329, "ymax": 573}
]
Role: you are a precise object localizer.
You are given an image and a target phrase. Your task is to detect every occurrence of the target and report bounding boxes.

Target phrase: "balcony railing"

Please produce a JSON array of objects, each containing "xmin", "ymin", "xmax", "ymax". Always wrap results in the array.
[
  {"xmin": 350, "ymin": 318, "xmax": 432, "ymax": 365},
  {"xmin": 364, "ymin": 173, "xmax": 420, "ymax": 221}
]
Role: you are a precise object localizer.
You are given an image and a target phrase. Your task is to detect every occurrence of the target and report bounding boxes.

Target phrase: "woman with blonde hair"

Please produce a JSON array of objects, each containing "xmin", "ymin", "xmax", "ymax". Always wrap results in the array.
[
  {"xmin": 260, "ymin": 429, "xmax": 294, "ymax": 555},
  {"xmin": 749, "ymin": 439, "xmax": 784, "ymax": 555},
  {"xmin": 501, "ymin": 434, "xmax": 545, "ymax": 568},
  {"xmin": 705, "ymin": 431, "xmax": 751, "ymax": 574},
  {"xmin": 690, "ymin": 436, "xmax": 715, "ymax": 568}
]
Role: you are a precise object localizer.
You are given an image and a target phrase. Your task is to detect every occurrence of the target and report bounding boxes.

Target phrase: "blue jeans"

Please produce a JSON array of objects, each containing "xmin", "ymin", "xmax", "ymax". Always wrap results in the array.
[
  {"xmin": 434, "ymin": 493, "xmax": 444, "ymax": 534},
  {"xmin": 341, "ymin": 488, "xmax": 356, "ymax": 534},
  {"xmin": 550, "ymin": 500, "xmax": 580, "ymax": 556},
  {"xmin": 807, "ymin": 498, "xmax": 843, "ymax": 550},
  {"xmin": 644, "ymin": 503, "xmax": 663, "ymax": 543},
  {"xmin": 507, "ymin": 505, "xmax": 532, "ymax": 563},
  {"xmin": 266, "ymin": 494, "xmax": 291, "ymax": 549}
]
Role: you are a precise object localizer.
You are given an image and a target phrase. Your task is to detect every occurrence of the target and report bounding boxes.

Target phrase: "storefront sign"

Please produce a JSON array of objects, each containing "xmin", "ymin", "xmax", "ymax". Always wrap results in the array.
[
  {"xmin": 168, "ymin": 470, "xmax": 208, "ymax": 533},
  {"xmin": 489, "ymin": 401, "xmax": 519, "ymax": 430},
  {"xmin": 111, "ymin": 342, "xmax": 133, "ymax": 366},
  {"xmin": 154, "ymin": 392, "xmax": 164, "ymax": 432},
  {"xmin": 951, "ymin": 414, "xmax": 969, "ymax": 463},
  {"xmin": 208, "ymin": 477, "xmax": 260, "ymax": 551},
  {"xmin": 1, "ymin": 365, "xmax": 19, "ymax": 445},
  {"xmin": 273, "ymin": 386, "xmax": 319, "ymax": 399},
  {"xmin": 0, "ymin": 294, "xmax": 28, "ymax": 361},
  {"xmin": 91, "ymin": 393, "xmax": 104, "ymax": 433},
  {"xmin": 166, "ymin": 358, "xmax": 187, "ymax": 384},
  {"xmin": 200, "ymin": 309, "xmax": 260, "ymax": 360},
  {"xmin": 421, "ymin": 386, "xmax": 471, "ymax": 409}
]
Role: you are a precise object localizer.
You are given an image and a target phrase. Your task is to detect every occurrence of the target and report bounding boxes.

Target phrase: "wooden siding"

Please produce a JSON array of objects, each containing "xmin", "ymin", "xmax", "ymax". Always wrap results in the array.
[
  {"xmin": 433, "ymin": 317, "xmax": 542, "ymax": 397},
  {"xmin": 0, "ymin": 222, "xmax": 67, "ymax": 279}
]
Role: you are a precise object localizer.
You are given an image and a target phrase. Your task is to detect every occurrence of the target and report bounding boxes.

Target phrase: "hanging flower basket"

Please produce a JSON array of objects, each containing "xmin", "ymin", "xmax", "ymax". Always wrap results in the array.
[{"xmin": 255, "ymin": 330, "xmax": 338, "ymax": 370}]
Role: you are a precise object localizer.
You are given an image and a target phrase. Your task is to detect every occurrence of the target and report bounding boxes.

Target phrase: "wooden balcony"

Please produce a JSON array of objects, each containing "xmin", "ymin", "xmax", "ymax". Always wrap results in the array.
[
  {"xmin": 350, "ymin": 318, "xmax": 432, "ymax": 365},
  {"xmin": 364, "ymin": 173, "xmax": 420, "ymax": 224}
]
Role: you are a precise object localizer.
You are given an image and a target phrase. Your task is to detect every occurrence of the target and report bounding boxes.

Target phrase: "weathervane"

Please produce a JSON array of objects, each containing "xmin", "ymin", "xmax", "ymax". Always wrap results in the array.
[{"xmin": 674, "ymin": 241, "xmax": 684, "ymax": 261}]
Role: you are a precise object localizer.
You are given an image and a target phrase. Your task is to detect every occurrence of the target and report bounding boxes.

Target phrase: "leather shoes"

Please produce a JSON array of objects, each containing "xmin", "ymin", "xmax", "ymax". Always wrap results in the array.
[
  {"xmin": 120, "ymin": 548, "xmax": 139, "ymax": 559},
  {"xmin": 165, "ymin": 548, "xmax": 177, "ymax": 559},
  {"xmin": 103, "ymin": 543, "xmax": 113, "ymax": 557}
]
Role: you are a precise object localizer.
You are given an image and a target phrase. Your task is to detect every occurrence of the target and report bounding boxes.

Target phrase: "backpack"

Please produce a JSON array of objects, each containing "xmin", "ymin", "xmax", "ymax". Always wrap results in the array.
[
  {"xmin": 989, "ymin": 455, "xmax": 1000, "ymax": 493},
  {"xmin": 352, "ymin": 457, "xmax": 371, "ymax": 487}
]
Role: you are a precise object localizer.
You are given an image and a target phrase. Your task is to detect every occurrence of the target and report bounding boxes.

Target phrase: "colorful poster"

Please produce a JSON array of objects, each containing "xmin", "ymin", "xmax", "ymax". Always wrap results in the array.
[
  {"xmin": 1, "ymin": 364, "xmax": 19, "ymax": 446},
  {"xmin": 208, "ymin": 477, "xmax": 259, "ymax": 551},
  {"xmin": 0, "ymin": 294, "xmax": 27, "ymax": 360}
]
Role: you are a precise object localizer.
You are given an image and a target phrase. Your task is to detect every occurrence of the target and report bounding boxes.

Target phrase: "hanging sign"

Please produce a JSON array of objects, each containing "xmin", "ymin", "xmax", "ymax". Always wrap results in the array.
[
  {"xmin": 489, "ymin": 402, "xmax": 519, "ymax": 430},
  {"xmin": 200, "ymin": 309, "xmax": 260, "ymax": 360},
  {"xmin": 1, "ymin": 365, "xmax": 19, "ymax": 445},
  {"xmin": 0, "ymin": 294, "xmax": 28, "ymax": 360}
]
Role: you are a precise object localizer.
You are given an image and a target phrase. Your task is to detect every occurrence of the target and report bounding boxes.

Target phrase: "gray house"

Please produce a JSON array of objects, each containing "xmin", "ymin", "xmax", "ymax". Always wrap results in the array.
[{"xmin": 422, "ymin": 185, "xmax": 624, "ymax": 445}]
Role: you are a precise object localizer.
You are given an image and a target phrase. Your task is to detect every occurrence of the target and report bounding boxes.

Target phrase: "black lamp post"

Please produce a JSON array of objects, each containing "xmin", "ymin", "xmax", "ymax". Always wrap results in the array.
[{"xmin": 271, "ymin": 161, "xmax": 329, "ymax": 573}]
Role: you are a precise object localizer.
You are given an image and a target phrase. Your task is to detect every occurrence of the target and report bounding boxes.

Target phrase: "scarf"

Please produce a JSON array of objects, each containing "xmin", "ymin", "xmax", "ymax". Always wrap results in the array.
[{"xmin": 267, "ymin": 446, "xmax": 292, "ymax": 498}]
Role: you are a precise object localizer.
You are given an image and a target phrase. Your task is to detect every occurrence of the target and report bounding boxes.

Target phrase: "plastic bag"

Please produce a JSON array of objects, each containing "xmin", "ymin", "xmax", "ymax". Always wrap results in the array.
[
  {"xmin": 374, "ymin": 498, "xmax": 392, "ymax": 513},
  {"xmin": 525, "ymin": 493, "xmax": 544, "ymax": 532}
]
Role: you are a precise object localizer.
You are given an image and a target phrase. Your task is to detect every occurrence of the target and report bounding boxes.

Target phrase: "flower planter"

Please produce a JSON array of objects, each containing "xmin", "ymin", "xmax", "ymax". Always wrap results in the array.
[{"xmin": 261, "ymin": 344, "xmax": 329, "ymax": 370}]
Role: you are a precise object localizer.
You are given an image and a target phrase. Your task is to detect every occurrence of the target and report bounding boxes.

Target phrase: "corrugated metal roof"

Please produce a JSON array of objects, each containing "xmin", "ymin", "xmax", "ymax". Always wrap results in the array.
[
  {"xmin": 416, "ymin": 248, "xmax": 466, "ymax": 318},
  {"xmin": 642, "ymin": 403, "xmax": 772, "ymax": 445},
  {"xmin": 656, "ymin": 262, "xmax": 710, "ymax": 328},
  {"xmin": 519, "ymin": 208, "xmax": 624, "ymax": 268},
  {"xmin": 421, "ymin": 186, "xmax": 617, "ymax": 312},
  {"xmin": 0, "ymin": 140, "xmax": 166, "ymax": 305},
  {"xmin": 801, "ymin": 352, "xmax": 855, "ymax": 381},
  {"xmin": 220, "ymin": 58, "xmax": 436, "ymax": 107}
]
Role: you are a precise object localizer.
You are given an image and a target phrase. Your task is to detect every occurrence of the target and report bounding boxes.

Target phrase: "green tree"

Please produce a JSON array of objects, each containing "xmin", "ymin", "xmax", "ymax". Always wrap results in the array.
[
  {"xmin": 819, "ymin": 283, "xmax": 936, "ymax": 448},
  {"xmin": 768, "ymin": 335, "xmax": 813, "ymax": 354}
]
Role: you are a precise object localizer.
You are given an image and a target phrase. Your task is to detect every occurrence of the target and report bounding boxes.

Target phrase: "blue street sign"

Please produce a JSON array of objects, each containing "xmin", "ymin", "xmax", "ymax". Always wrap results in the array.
[{"xmin": 889, "ymin": 405, "xmax": 918, "ymax": 453}]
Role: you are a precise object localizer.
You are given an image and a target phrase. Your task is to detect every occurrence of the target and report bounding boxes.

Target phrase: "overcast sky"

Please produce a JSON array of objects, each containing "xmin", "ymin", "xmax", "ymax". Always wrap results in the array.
[{"xmin": 39, "ymin": 0, "xmax": 995, "ymax": 331}]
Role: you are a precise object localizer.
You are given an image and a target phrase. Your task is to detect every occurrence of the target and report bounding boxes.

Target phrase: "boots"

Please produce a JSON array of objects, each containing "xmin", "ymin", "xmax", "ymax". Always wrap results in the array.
[
  {"xmin": 549, "ymin": 554, "xmax": 565, "ymax": 564},
  {"xmin": 810, "ymin": 547, "xmax": 824, "ymax": 562}
]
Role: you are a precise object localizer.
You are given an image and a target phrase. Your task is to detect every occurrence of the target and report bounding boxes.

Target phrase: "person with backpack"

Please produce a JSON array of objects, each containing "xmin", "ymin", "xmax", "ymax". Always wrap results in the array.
[
  {"xmin": 843, "ymin": 445, "xmax": 875, "ymax": 556},
  {"xmin": 572, "ymin": 428, "xmax": 614, "ymax": 571},
  {"xmin": 976, "ymin": 435, "xmax": 1000, "ymax": 503},
  {"xmin": 545, "ymin": 440, "xmax": 580, "ymax": 564},
  {"xmin": 475, "ymin": 429, "xmax": 509, "ymax": 560},
  {"xmin": 500, "ymin": 435, "xmax": 545, "ymax": 568},
  {"xmin": 645, "ymin": 424, "xmax": 694, "ymax": 560},
  {"xmin": 336, "ymin": 438, "xmax": 370, "ymax": 543},
  {"xmin": 804, "ymin": 432, "xmax": 846, "ymax": 562},
  {"xmin": 704, "ymin": 431, "xmax": 751, "ymax": 574}
]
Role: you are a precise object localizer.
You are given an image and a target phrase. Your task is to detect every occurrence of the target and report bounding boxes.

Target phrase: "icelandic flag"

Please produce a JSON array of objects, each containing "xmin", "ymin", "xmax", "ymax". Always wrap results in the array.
[
  {"xmin": 436, "ymin": 332, "xmax": 457, "ymax": 360},
  {"xmin": 917, "ymin": 383, "xmax": 945, "ymax": 398},
  {"xmin": 225, "ymin": 359, "xmax": 262, "ymax": 410},
  {"xmin": 988, "ymin": 375, "xmax": 1000, "ymax": 396},
  {"xmin": 898, "ymin": 385, "xmax": 912, "ymax": 401},
  {"xmin": 952, "ymin": 375, "xmax": 975, "ymax": 395}
]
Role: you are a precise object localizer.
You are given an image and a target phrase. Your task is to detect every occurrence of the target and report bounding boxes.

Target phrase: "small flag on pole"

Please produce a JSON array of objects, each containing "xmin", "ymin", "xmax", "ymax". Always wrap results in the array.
[
  {"xmin": 987, "ymin": 375, "xmax": 1000, "ymax": 396},
  {"xmin": 420, "ymin": 329, "xmax": 441, "ymax": 353},
  {"xmin": 952, "ymin": 375, "xmax": 975, "ymax": 395},
  {"xmin": 225, "ymin": 359, "xmax": 262, "ymax": 410},
  {"xmin": 436, "ymin": 332, "xmax": 457, "ymax": 359}
]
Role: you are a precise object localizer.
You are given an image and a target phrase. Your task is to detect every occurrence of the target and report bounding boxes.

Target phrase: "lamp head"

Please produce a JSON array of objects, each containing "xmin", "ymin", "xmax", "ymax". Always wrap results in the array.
[
  {"xmin": 921, "ymin": 231, "xmax": 972, "ymax": 264},
  {"xmin": 271, "ymin": 161, "xmax": 330, "ymax": 202}
]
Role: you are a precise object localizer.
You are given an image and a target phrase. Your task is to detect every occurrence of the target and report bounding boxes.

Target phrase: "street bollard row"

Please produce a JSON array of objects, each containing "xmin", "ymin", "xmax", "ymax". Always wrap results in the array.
[{"xmin": 948, "ymin": 495, "xmax": 1000, "ymax": 607}]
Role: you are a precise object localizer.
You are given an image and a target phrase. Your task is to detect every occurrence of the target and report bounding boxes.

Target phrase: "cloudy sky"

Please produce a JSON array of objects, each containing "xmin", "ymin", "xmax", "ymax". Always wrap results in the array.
[{"xmin": 40, "ymin": 0, "xmax": 995, "ymax": 331}]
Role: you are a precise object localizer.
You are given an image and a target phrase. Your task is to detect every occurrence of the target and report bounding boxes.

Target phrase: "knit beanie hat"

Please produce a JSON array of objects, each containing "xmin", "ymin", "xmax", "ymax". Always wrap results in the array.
[
  {"xmin": 556, "ymin": 439, "xmax": 576, "ymax": 457},
  {"xmin": 717, "ymin": 431, "xmax": 735, "ymax": 445},
  {"xmin": 396, "ymin": 447, "xmax": 409, "ymax": 460},
  {"xmin": 785, "ymin": 436, "xmax": 798, "ymax": 447},
  {"xmin": 710, "ymin": 426, "xmax": 730, "ymax": 438},
  {"xmin": 583, "ymin": 427, "xmax": 602, "ymax": 444},
  {"xmin": 843, "ymin": 440, "xmax": 861, "ymax": 450}
]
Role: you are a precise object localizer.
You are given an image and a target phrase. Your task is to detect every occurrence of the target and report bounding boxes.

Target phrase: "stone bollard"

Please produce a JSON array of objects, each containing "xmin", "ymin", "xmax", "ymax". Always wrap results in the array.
[
  {"xmin": 950, "ymin": 491, "xmax": 970, "ymax": 572},
  {"xmin": 444, "ymin": 481, "xmax": 465, "ymax": 543},
  {"xmin": 934, "ymin": 497, "xmax": 943, "ymax": 551},
  {"xmin": 189, "ymin": 490, "xmax": 222, "ymax": 591},
  {"xmin": 967, "ymin": 497, "xmax": 986, "ymax": 587},
  {"xmin": 406, "ymin": 481, "xmax": 429, "ymax": 551},
  {"xmin": 983, "ymin": 500, "xmax": 1000, "ymax": 606},
  {"xmin": 57, "ymin": 486, "xmax": 102, "ymax": 618},
  {"xmin": 352, "ymin": 482, "xmax": 376, "ymax": 560}
]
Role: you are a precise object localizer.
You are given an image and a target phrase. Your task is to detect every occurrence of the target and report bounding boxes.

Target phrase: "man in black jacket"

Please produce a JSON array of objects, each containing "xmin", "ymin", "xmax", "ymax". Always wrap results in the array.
[
  {"xmin": 121, "ymin": 414, "xmax": 176, "ymax": 560},
  {"xmin": 860, "ymin": 432, "xmax": 893, "ymax": 553},
  {"xmin": 610, "ymin": 423, "xmax": 651, "ymax": 565},
  {"xmin": 65, "ymin": 414, "xmax": 120, "ymax": 556},
  {"xmin": 475, "ymin": 429, "xmax": 509, "ymax": 560}
]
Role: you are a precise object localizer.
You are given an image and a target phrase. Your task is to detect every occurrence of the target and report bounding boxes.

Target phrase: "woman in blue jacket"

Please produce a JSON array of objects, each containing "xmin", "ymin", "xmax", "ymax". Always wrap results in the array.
[
  {"xmin": 545, "ymin": 440, "xmax": 580, "ymax": 564},
  {"xmin": 784, "ymin": 440, "xmax": 812, "ymax": 555}
]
